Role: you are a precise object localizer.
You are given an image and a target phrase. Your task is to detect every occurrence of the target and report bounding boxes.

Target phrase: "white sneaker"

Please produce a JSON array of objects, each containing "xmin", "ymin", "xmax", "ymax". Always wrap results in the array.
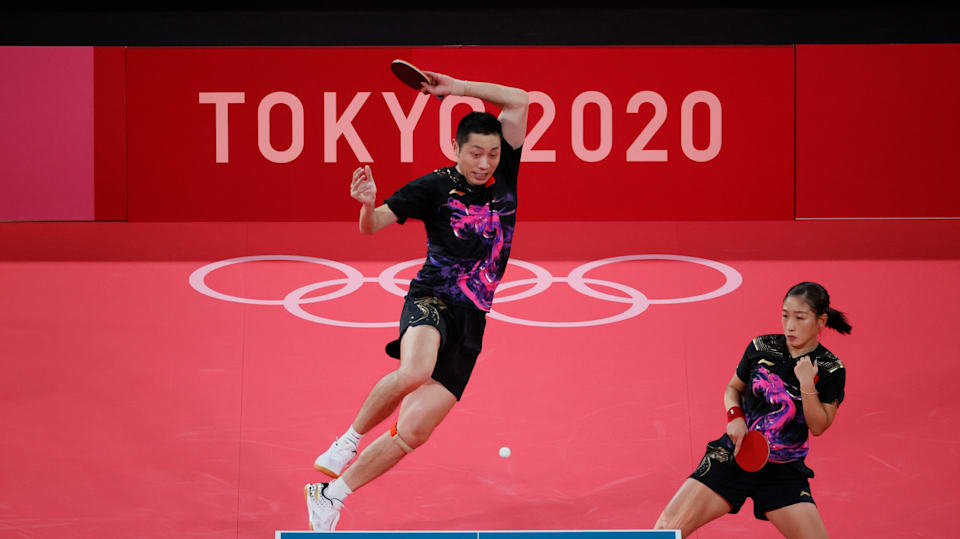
[
  {"xmin": 304, "ymin": 482, "xmax": 342, "ymax": 531},
  {"xmin": 313, "ymin": 437, "xmax": 357, "ymax": 478}
]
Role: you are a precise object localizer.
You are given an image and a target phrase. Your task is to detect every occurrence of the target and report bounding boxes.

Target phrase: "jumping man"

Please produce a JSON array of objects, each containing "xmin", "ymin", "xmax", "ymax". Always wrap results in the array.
[{"xmin": 304, "ymin": 68, "xmax": 529, "ymax": 530}]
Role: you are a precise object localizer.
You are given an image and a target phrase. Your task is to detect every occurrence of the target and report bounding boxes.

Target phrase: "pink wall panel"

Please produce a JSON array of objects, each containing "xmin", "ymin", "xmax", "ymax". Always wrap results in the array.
[
  {"xmin": 797, "ymin": 44, "xmax": 960, "ymax": 219},
  {"xmin": 0, "ymin": 47, "xmax": 94, "ymax": 221}
]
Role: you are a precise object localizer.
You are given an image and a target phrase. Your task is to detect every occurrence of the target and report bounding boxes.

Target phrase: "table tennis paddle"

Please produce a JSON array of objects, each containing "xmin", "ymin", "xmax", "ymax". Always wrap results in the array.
[
  {"xmin": 735, "ymin": 429, "xmax": 769, "ymax": 472},
  {"xmin": 391, "ymin": 59, "xmax": 431, "ymax": 91}
]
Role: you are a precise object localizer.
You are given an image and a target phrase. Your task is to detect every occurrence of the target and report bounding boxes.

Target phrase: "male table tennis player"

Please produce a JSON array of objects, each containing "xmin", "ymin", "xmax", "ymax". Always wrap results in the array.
[{"xmin": 304, "ymin": 68, "xmax": 529, "ymax": 530}]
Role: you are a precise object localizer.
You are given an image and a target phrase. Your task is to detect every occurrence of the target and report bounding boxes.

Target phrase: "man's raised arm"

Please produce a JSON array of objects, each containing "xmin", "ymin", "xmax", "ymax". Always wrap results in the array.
[{"xmin": 420, "ymin": 72, "xmax": 529, "ymax": 150}]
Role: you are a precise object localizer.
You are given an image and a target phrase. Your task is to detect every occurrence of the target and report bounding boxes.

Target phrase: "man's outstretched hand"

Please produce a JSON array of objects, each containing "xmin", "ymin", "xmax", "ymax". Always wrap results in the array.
[{"xmin": 350, "ymin": 165, "xmax": 377, "ymax": 206}]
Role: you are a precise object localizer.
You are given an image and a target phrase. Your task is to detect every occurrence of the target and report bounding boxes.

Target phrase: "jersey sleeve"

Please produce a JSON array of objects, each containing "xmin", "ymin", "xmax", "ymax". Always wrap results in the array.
[
  {"xmin": 735, "ymin": 339, "xmax": 758, "ymax": 383},
  {"xmin": 816, "ymin": 362, "xmax": 846, "ymax": 406},
  {"xmin": 497, "ymin": 136, "xmax": 522, "ymax": 188},
  {"xmin": 384, "ymin": 175, "xmax": 435, "ymax": 225}
]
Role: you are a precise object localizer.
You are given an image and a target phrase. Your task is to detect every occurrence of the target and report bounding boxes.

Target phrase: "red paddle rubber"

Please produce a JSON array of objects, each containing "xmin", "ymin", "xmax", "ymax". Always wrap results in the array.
[{"xmin": 735, "ymin": 429, "xmax": 770, "ymax": 472}]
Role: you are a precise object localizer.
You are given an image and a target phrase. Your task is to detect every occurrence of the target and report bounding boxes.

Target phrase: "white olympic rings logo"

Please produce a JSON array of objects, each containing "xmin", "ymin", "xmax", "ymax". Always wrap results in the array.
[{"xmin": 189, "ymin": 254, "xmax": 742, "ymax": 328}]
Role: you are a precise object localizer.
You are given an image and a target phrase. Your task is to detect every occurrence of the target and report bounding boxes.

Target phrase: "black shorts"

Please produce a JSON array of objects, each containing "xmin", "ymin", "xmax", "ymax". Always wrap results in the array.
[
  {"xmin": 385, "ymin": 296, "xmax": 487, "ymax": 401},
  {"xmin": 690, "ymin": 439, "xmax": 816, "ymax": 520}
]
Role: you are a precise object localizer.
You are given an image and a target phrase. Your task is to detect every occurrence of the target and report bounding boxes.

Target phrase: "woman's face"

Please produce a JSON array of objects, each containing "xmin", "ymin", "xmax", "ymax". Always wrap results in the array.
[{"xmin": 782, "ymin": 295, "xmax": 827, "ymax": 353}]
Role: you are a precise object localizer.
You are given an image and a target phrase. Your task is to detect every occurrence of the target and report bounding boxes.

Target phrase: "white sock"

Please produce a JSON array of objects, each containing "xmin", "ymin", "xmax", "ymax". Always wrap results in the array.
[
  {"xmin": 341, "ymin": 425, "xmax": 363, "ymax": 448},
  {"xmin": 325, "ymin": 477, "xmax": 353, "ymax": 507}
]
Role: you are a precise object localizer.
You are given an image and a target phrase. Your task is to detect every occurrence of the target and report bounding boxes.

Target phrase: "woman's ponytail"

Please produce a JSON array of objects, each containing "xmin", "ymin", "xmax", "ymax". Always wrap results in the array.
[{"xmin": 825, "ymin": 307, "xmax": 852, "ymax": 335}]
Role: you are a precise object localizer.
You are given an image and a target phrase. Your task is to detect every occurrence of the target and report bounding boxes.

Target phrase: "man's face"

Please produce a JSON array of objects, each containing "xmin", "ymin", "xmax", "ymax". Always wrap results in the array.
[{"xmin": 454, "ymin": 133, "xmax": 501, "ymax": 186}]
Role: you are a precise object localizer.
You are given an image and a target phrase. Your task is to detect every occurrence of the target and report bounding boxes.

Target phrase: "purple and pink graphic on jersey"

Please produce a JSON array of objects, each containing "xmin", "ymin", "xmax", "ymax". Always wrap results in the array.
[
  {"xmin": 445, "ymin": 197, "xmax": 515, "ymax": 310},
  {"xmin": 749, "ymin": 367, "xmax": 809, "ymax": 462}
]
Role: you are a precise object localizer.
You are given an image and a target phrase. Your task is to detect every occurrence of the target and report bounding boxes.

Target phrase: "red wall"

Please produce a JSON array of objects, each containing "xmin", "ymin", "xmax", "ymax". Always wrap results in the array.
[
  {"xmin": 797, "ymin": 44, "xmax": 960, "ymax": 219},
  {"xmin": 3, "ymin": 45, "xmax": 957, "ymax": 222},
  {"xmin": 125, "ymin": 46, "xmax": 795, "ymax": 221},
  {"xmin": 94, "ymin": 47, "xmax": 127, "ymax": 221}
]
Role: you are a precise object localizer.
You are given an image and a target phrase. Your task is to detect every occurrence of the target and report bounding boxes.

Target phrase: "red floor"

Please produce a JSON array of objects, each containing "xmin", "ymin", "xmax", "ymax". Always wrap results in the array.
[{"xmin": 1, "ymin": 220, "xmax": 959, "ymax": 538}]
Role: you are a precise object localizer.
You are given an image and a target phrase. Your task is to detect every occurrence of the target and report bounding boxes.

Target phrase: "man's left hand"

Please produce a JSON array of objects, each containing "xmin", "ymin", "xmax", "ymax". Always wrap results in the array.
[{"xmin": 420, "ymin": 71, "xmax": 462, "ymax": 98}]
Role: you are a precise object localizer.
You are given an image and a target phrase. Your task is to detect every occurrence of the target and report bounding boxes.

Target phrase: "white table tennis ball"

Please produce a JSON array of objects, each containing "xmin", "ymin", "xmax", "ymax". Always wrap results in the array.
[{"xmin": 499, "ymin": 446, "xmax": 511, "ymax": 458}]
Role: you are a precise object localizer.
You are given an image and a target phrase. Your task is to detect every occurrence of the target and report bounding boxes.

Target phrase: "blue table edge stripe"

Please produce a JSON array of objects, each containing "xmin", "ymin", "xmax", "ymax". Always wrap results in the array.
[{"xmin": 276, "ymin": 531, "xmax": 681, "ymax": 539}]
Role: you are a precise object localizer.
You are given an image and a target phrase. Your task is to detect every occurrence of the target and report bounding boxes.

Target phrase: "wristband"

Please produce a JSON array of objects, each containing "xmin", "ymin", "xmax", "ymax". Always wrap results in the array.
[
  {"xmin": 452, "ymin": 80, "xmax": 467, "ymax": 96},
  {"xmin": 726, "ymin": 406, "xmax": 744, "ymax": 423}
]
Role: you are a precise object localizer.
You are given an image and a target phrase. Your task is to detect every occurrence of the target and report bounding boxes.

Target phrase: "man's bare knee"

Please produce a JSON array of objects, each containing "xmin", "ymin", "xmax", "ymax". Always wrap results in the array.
[
  {"xmin": 394, "ymin": 409, "xmax": 444, "ymax": 449},
  {"xmin": 389, "ymin": 423, "xmax": 428, "ymax": 453},
  {"xmin": 404, "ymin": 423, "xmax": 434, "ymax": 448}
]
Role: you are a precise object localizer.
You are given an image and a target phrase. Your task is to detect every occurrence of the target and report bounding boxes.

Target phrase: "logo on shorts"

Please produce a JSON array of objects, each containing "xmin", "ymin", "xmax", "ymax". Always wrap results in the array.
[
  {"xmin": 410, "ymin": 297, "xmax": 444, "ymax": 325},
  {"xmin": 800, "ymin": 490, "xmax": 811, "ymax": 497},
  {"xmin": 694, "ymin": 445, "xmax": 731, "ymax": 477}
]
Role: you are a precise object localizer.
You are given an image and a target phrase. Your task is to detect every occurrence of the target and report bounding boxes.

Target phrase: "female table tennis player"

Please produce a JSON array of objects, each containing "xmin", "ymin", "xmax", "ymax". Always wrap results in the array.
[{"xmin": 654, "ymin": 282, "xmax": 852, "ymax": 538}]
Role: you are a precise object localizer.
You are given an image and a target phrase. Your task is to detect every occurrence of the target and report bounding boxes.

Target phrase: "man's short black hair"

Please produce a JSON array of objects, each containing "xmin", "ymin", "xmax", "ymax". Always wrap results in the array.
[{"xmin": 455, "ymin": 111, "xmax": 502, "ymax": 148}]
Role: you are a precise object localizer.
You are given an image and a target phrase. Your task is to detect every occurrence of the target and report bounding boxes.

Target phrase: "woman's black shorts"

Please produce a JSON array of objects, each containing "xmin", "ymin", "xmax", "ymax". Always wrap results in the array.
[
  {"xmin": 385, "ymin": 296, "xmax": 486, "ymax": 401},
  {"xmin": 690, "ymin": 439, "xmax": 817, "ymax": 520}
]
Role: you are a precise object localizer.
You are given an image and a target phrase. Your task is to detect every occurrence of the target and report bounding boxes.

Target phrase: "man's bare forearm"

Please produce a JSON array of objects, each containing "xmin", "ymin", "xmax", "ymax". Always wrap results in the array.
[
  {"xmin": 456, "ymin": 80, "xmax": 528, "ymax": 111},
  {"xmin": 359, "ymin": 204, "xmax": 399, "ymax": 235}
]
